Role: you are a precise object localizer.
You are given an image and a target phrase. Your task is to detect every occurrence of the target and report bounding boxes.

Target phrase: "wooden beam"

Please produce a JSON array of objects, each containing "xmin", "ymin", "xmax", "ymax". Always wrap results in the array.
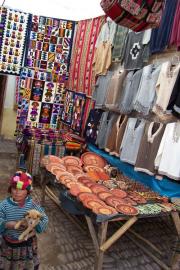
[
  {"xmin": 94, "ymin": 222, "xmax": 108, "ymax": 270},
  {"xmin": 171, "ymin": 212, "xmax": 180, "ymax": 236},
  {"xmin": 170, "ymin": 212, "xmax": 180, "ymax": 268},
  {"xmin": 100, "ymin": 216, "xmax": 138, "ymax": 252},
  {"xmin": 117, "ymin": 221, "xmax": 164, "ymax": 256},
  {"xmin": 85, "ymin": 216, "xmax": 99, "ymax": 255}
]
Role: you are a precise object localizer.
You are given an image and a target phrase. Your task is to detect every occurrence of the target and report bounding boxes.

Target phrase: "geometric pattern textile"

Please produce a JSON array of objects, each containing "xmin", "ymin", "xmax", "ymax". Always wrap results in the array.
[
  {"xmin": 25, "ymin": 15, "xmax": 75, "ymax": 78},
  {"xmin": 16, "ymin": 67, "xmax": 66, "ymax": 130},
  {"xmin": 0, "ymin": 8, "xmax": 29, "ymax": 75},
  {"xmin": 67, "ymin": 16, "xmax": 105, "ymax": 96}
]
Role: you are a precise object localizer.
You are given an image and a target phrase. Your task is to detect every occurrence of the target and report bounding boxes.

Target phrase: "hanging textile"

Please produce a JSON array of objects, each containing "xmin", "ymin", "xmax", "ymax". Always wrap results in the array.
[
  {"xmin": 170, "ymin": 1, "xmax": 180, "ymax": 51},
  {"xmin": 150, "ymin": 0, "xmax": 178, "ymax": 54},
  {"xmin": 16, "ymin": 67, "xmax": 66, "ymax": 130},
  {"xmin": 67, "ymin": 16, "xmax": 105, "ymax": 96},
  {"xmin": 0, "ymin": 8, "xmax": 29, "ymax": 75},
  {"xmin": 100, "ymin": 0, "xmax": 165, "ymax": 32},
  {"xmin": 112, "ymin": 25, "xmax": 128, "ymax": 62},
  {"xmin": 61, "ymin": 90, "xmax": 74, "ymax": 126},
  {"xmin": 25, "ymin": 15, "xmax": 75, "ymax": 77},
  {"xmin": 71, "ymin": 93, "xmax": 86, "ymax": 133}
]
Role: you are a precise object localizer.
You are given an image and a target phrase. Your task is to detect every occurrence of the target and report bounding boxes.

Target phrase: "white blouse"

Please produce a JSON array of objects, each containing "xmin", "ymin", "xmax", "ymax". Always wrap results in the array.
[{"xmin": 155, "ymin": 122, "xmax": 180, "ymax": 181}]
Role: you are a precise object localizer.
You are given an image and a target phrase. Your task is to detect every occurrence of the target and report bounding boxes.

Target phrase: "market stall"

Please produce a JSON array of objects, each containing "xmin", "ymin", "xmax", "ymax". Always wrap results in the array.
[{"xmin": 39, "ymin": 153, "xmax": 180, "ymax": 270}]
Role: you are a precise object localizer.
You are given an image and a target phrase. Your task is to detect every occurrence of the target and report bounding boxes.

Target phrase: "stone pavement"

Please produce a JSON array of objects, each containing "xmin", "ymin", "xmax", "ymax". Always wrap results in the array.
[{"xmin": 0, "ymin": 140, "xmax": 179, "ymax": 270}]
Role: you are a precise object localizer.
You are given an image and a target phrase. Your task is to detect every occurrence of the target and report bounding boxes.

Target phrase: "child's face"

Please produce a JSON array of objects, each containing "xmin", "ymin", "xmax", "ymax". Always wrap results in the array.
[{"xmin": 11, "ymin": 188, "xmax": 28, "ymax": 202}]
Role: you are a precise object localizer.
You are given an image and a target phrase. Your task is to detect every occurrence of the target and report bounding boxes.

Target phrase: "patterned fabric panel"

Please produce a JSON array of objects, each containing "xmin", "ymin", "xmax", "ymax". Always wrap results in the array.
[
  {"xmin": 0, "ymin": 8, "xmax": 29, "ymax": 75},
  {"xmin": 25, "ymin": 15, "xmax": 75, "ymax": 78}
]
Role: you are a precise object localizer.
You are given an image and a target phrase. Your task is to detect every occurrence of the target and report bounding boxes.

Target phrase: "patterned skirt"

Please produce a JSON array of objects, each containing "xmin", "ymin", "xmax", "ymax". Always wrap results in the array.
[{"xmin": 0, "ymin": 236, "xmax": 40, "ymax": 270}]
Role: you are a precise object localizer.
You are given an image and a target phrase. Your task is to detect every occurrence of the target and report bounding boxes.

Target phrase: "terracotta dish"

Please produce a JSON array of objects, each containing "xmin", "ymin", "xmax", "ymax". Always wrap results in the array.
[
  {"xmin": 93, "ymin": 206, "xmax": 117, "ymax": 215},
  {"xmin": 62, "ymin": 156, "xmax": 82, "ymax": 166},
  {"xmin": 90, "ymin": 184, "xmax": 109, "ymax": 194},
  {"xmin": 111, "ymin": 189, "xmax": 127, "ymax": 199},
  {"xmin": 81, "ymin": 152, "xmax": 107, "ymax": 168},
  {"xmin": 115, "ymin": 204, "xmax": 139, "ymax": 216},
  {"xmin": 97, "ymin": 191, "xmax": 112, "ymax": 201},
  {"xmin": 105, "ymin": 196, "xmax": 126, "ymax": 208}
]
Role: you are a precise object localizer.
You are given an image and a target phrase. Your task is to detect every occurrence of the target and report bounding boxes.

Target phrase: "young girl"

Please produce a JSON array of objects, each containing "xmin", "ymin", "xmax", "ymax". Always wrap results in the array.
[{"xmin": 0, "ymin": 171, "xmax": 48, "ymax": 270}]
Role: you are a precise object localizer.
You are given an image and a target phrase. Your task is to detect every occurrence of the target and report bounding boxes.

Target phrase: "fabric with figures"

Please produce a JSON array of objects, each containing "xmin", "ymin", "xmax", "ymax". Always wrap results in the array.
[
  {"xmin": 67, "ymin": 16, "xmax": 105, "ymax": 96},
  {"xmin": 16, "ymin": 67, "xmax": 66, "ymax": 130},
  {"xmin": 61, "ymin": 90, "xmax": 74, "ymax": 125},
  {"xmin": 25, "ymin": 15, "xmax": 75, "ymax": 77},
  {"xmin": 71, "ymin": 93, "xmax": 86, "ymax": 133},
  {"xmin": 0, "ymin": 8, "xmax": 29, "ymax": 75}
]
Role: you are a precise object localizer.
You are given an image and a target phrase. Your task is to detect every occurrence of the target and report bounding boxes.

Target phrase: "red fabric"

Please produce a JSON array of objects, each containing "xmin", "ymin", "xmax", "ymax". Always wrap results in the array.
[
  {"xmin": 100, "ymin": 0, "xmax": 165, "ymax": 32},
  {"xmin": 67, "ymin": 16, "xmax": 105, "ymax": 96},
  {"xmin": 170, "ymin": 1, "xmax": 180, "ymax": 50}
]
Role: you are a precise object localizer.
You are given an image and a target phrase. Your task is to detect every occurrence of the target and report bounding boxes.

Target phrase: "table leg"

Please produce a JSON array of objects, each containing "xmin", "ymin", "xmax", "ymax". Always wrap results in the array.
[
  {"xmin": 85, "ymin": 216, "xmax": 99, "ymax": 255},
  {"xmin": 94, "ymin": 222, "xmax": 108, "ymax": 270}
]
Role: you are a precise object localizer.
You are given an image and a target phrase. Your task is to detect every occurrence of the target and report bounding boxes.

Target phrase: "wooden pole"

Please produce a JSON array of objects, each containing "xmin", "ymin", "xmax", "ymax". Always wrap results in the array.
[
  {"xmin": 170, "ymin": 212, "xmax": 180, "ymax": 269},
  {"xmin": 85, "ymin": 216, "xmax": 99, "ymax": 255},
  {"xmin": 117, "ymin": 221, "xmax": 164, "ymax": 256},
  {"xmin": 94, "ymin": 222, "xmax": 108, "ymax": 270},
  {"xmin": 171, "ymin": 212, "xmax": 180, "ymax": 236},
  {"xmin": 100, "ymin": 216, "xmax": 138, "ymax": 252}
]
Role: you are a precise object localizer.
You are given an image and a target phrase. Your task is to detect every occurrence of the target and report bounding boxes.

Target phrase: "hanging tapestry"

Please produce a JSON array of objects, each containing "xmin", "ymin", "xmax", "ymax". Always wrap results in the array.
[
  {"xmin": 0, "ymin": 8, "xmax": 29, "ymax": 75},
  {"xmin": 16, "ymin": 67, "xmax": 66, "ymax": 130},
  {"xmin": 71, "ymin": 93, "xmax": 86, "ymax": 133},
  {"xmin": 25, "ymin": 15, "xmax": 75, "ymax": 78},
  {"xmin": 61, "ymin": 90, "xmax": 74, "ymax": 125},
  {"xmin": 0, "ymin": 7, "xmax": 7, "ymax": 52},
  {"xmin": 67, "ymin": 16, "xmax": 105, "ymax": 96}
]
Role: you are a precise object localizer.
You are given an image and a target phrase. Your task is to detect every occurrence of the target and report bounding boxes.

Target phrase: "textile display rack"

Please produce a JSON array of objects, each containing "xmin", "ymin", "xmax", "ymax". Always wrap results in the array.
[{"xmin": 39, "ymin": 156, "xmax": 180, "ymax": 270}]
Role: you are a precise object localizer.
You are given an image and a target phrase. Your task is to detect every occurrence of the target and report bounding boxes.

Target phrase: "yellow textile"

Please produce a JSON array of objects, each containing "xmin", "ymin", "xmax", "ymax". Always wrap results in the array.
[{"xmin": 93, "ymin": 41, "xmax": 112, "ymax": 76}]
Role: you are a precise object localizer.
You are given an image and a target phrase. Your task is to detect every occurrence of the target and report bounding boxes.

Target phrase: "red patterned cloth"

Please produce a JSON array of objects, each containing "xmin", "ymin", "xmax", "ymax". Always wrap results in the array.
[
  {"xmin": 100, "ymin": 0, "xmax": 165, "ymax": 32},
  {"xmin": 67, "ymin": 16, "xmax": 105, "ymax": 96},
  {"xmin": 170, "ymin": 1, "xmax": 180, "ymax": 50}
]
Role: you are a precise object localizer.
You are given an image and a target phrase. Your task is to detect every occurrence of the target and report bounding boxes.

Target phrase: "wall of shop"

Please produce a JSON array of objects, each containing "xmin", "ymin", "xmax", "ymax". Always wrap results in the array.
[{"xmin": 1, "ymin": 76, "xmax": 17, "ymax": 140}]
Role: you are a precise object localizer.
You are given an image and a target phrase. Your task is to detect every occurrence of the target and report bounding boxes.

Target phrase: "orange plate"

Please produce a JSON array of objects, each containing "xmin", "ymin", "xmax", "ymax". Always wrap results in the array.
[
  {"xmin": 62, "ymin": 156, "xmax": 82, "ymax": 166},
  {"xmin": 70, "ymin": 184, "xmax": 92, "ymax": 197},
  {"xmin": 83, "ymin": 199, "xmax": 105, "ymax": 209},
  {"xmin": 90, "ymin": 184, "xmax": 109, "ymax": 194},
  {"xmin": 97, "ymin": 191, "xmax": 112, "ymax": 201},
  {"xmin": 111, "ymin": 189, "xmax": 127, "ymax": 199},
  {"xmin": 84, "ymin": 166, "xmax": 104, "ymax": 173},
  {"xmin": 116, "ymin": 204, "xmax": 139, "ymax": 216},
  {"xmin": 93, "ymin": 206, "xmax": 118, "ymax": 215},
  {"xmin": 105, "ymin": 196, "xmax": 126, "ymax": 208},
  {"xmin": 81, "ymin": 152, "xmax": 107, "ymax": 168},
  {"xmin": 78, "ymin": 192, "xmax": 99, "ymax": 202}
]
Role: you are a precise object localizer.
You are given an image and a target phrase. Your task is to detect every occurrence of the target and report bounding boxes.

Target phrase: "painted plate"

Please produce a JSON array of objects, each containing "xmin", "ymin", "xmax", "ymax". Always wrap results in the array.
[
  {"xmin": 90, "ymin": 184, "xmax": 109, "ymax": 194},
  {"xmin": 84, "ymin": 166, "xmax": 104, "ymax": 173},
  {"xmin": 84, "ymin": 199, "xmax": 105, "ymax": 209},
  {"xmin": 78, "ymin": 192, "xmax": 99, "ymax": 202},
  {"xmin": 97, "ymin": 191, "xmax": 112, "ymax": 201},
  {"xmin": 81, "ymin": 152, "xmax": 107, "ymax": 168},
  {"xmin": 93, "ymin": 206, "xmax": 118, "ymax": 215},
  {"xmin": 66, "ymin": 165, "xmax": 83, "ymax": 175},
  {"xmin": 70, "ymin": 184, "xmax": 92, "ymax": 197},
  {"xmin": 111, "ymin": 189, "xmax": 127, "ymax": 199},
  {"xmin": 62, "ymin": 156, "xmax": 82, "ymax": 166},
  {"xmin": 116, "ymin": 204, "xmax": 139, "ymax": 216},
  {"xmin": 48, "ymin": 155, "xmax": 64, "ymax": 164},
  {"xmin": 105, "ymin": 196, "xmax": 126, "ymax": 208}
]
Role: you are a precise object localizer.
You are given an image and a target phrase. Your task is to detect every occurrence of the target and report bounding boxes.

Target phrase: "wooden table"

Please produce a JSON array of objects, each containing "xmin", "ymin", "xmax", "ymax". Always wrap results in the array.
[{"xmin": 40, "ymin": 168, "xmax": 180, "ymax": 270}]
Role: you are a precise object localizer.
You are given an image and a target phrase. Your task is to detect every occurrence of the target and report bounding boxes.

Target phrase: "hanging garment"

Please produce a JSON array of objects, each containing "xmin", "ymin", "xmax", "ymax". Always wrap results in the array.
[
  {"xmin": 118, "ymin": 69, "xmax": 142, "ymax": 114},
  {"xmin": 105, "ymin": 70, "xmax": 127, "ymax": 110},
  {"xmin": 155, "ymin": 122, "xmax": 180, "ymax": 181},
  {"xmin": 93, "ymin": 71, "xmax": 114, "ymax": 109},
  {"xmin": 96, "ymin": 20, "xmax": 117, "ymax": 47},
  {"xmin": 105, "ymin": 114, "xmax": 128, "ymax": 157},
  {"xmin": 150, "ymin": 0, "xmax": 178, "ymax": 54},
  {"xmin": 96, "ymin": 111, "xmax": 109, "ymax": 149},
  {"xmin": 170, "ymin": 1, "xmax": 180, "ymax": 51},
  {"xmin": 112, "ymin": 25, "xmax": 129, "ymax": 62},
  {"xmin": 100, "ymin": 0, "xmax": 165, "ymax": 32},
  {"xmin": 103, "ymin": 113, "xmax": 119, "ymax": 150},
  {"xmin": 122, "ymin": 31, "xmax": 150, "ymax": 70},
  {"xmin": 135, "ymin": 122, "xmax": 165, "ymax": 175},
  {"xmin": 133, "ymin": 64, "xmax": 161, "ymax": 115},
  {"xmin": 120, "ymin": 118, "xmax": 146, "ymax": 165},
  {"xmin": 84, "ymin": 109, "xmax": 103, "ymax": 145},
  {"xmin": 152, "ymin": 62, "xmax": 180, "ymax": 115},
  {"xmin": 93, "ymin": 41, "xmax": 112, "ymax": 76}
]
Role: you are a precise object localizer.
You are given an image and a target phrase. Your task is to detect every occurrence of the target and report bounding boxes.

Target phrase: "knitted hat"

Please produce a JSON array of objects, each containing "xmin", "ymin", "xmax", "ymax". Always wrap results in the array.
[{"xmin": 10, "ymin": 171, "xmax": 32, "ymax": 191}]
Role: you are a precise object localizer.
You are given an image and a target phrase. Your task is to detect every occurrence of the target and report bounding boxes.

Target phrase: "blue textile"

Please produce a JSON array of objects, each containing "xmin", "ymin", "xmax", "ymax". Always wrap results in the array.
[
  {"xmin": 150, "ymin": 0, "xmax": 178, "ymax": 54},
  {"xmin": 88, "ymin": 144, "xmax": 180, "ymax": 198}
]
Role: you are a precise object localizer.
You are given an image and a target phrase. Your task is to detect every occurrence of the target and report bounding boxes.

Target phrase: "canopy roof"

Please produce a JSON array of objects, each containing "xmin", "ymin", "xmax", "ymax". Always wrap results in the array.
[{"xmin": 3, "ymin": 0, "xmax": 104, "ymax": 20}]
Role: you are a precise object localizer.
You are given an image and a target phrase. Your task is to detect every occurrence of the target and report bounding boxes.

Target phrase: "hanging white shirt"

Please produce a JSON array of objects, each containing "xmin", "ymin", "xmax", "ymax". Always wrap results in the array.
[{"xmin": 155, "ymin": 122, "xmax": 180, "ymax": 181}]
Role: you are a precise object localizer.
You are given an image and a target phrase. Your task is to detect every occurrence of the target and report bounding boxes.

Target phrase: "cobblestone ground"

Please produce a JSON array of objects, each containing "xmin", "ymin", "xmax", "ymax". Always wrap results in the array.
[{"xmin": 0, "ymin": 140, "xmax": 179, "ymax": 270}]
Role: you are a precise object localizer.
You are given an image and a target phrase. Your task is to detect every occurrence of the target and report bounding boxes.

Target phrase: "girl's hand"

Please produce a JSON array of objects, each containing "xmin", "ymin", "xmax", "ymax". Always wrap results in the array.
[{"xmin": 5, "ymin": 221, "xmax": 17, "ymax": 229}]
